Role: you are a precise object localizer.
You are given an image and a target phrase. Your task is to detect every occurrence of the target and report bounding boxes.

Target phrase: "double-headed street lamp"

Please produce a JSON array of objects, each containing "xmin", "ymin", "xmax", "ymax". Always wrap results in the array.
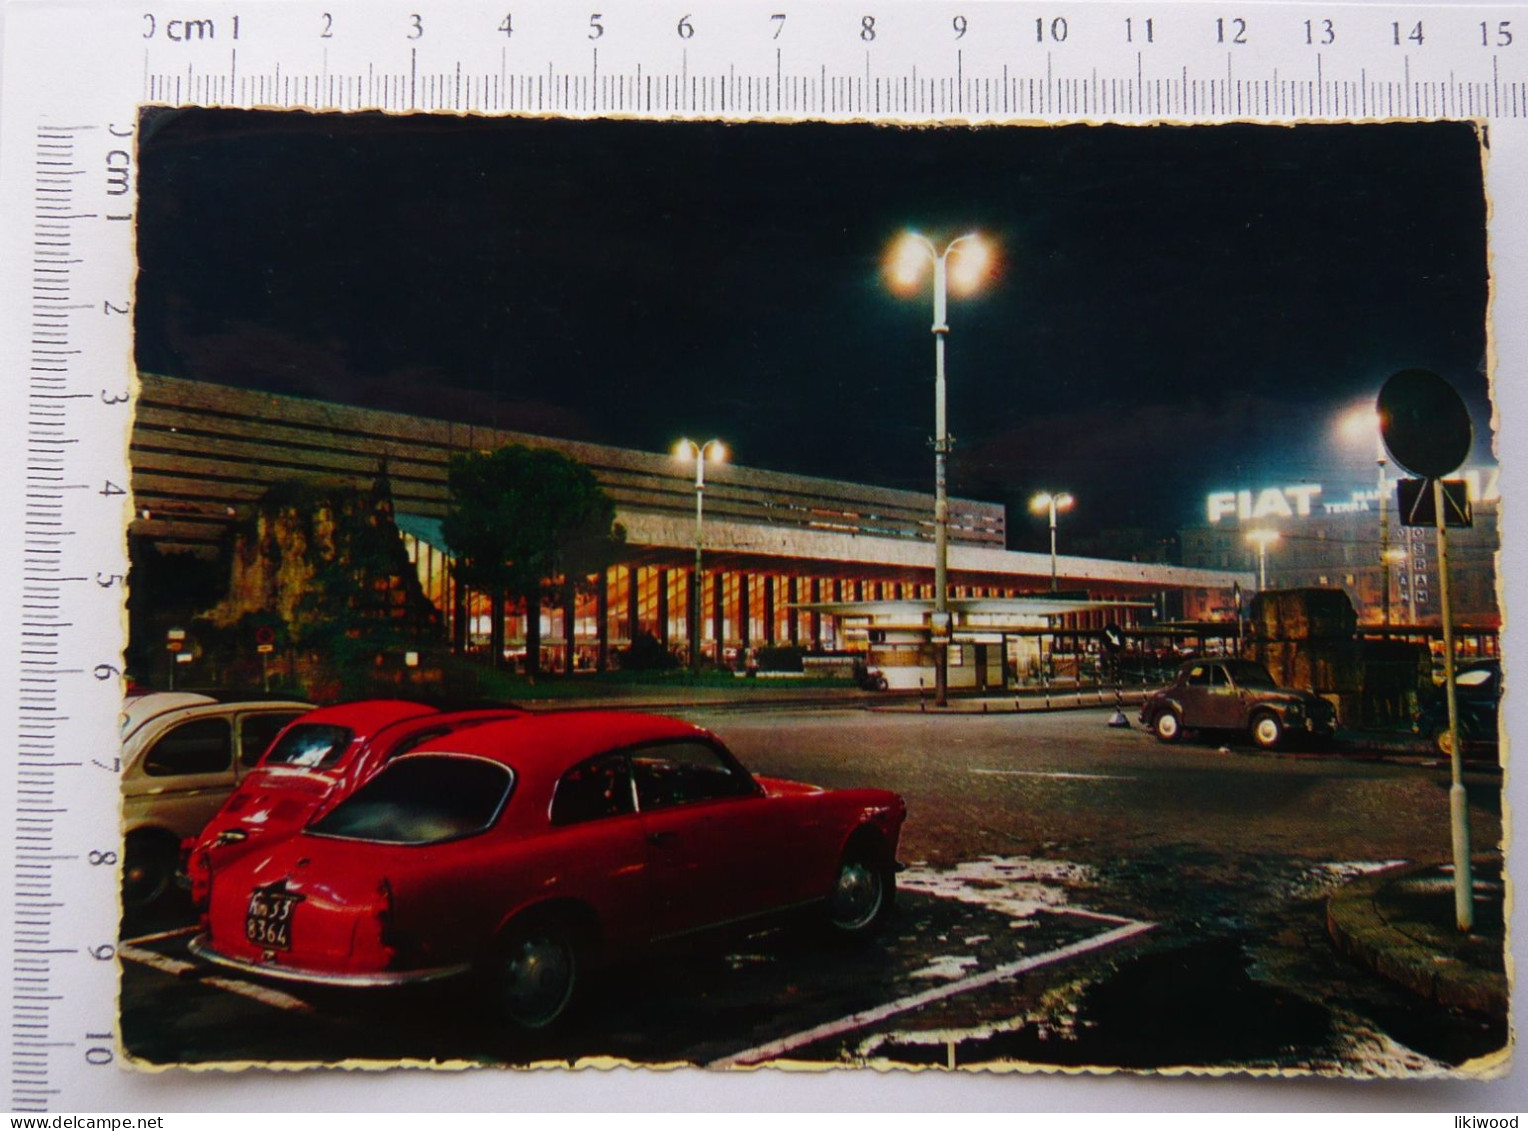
[
  {"xmin": 674, "ymin": 438, "xmax": 726, "ymax": 672},
  {"xmin": 886, "ymin": 230, "xmax": 994, "ymax": 708},
  {"xmin": 1246, "ymin": 528, "xmax": 1279, "ymax": 591},
  {"xmin": 1029, "ymin": 491, "xmax": 1074, "ymax": 591}
]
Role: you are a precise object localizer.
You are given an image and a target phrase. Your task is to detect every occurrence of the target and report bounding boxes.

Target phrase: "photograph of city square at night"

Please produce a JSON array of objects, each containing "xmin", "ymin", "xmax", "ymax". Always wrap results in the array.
[{"xmin": 118, "ymin": 111, "xmax": 1505, "ymax": 1076}]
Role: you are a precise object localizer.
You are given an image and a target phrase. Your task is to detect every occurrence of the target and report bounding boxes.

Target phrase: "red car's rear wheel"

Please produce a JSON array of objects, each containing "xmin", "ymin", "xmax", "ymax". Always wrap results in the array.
[{"xmin": 493, "ymin": 921, "xmax": 579, "ymax": 1031}]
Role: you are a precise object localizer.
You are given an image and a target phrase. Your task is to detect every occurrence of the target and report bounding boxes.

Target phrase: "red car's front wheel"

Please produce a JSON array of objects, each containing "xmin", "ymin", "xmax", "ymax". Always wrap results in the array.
[{"xmin": 826, "ymin": 843, "xmax": 893, "ymax": 935}]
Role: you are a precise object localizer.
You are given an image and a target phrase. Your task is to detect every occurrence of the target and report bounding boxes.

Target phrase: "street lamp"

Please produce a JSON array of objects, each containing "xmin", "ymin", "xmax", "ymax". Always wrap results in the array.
[
  {"xmin": 886, "ymin": 230, "xmax": 994, "ymax": 708},
  {"xmin": 1339, "ymin": 405, "xmax": 1392, "ymax": 626},
  {"xmin": 674, "ymin": 438, "xmax": 726, "ymax": 672},
  {"xmin": 1246, "ymin": 528, "xmax": 1279, "ymax": 591},
  {"xmin": 1029, "ymin": 491, "xmax": 1075, "ymax": 591}
]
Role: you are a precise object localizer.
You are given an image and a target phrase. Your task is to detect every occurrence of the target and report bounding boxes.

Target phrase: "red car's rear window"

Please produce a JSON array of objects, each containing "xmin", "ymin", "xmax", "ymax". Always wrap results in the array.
[
  {"xmin": 306, "ymin": 755, "xmax": 513, "ymax": 844},
  {"xmin": 263, "ymin": 723, "xmax": 354, "ymax": 769}
]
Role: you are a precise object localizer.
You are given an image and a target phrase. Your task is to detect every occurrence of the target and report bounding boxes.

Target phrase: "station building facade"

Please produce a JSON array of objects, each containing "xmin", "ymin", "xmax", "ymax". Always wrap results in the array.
[{"xmin": 131, "ymin": 373, "xmax": 1250, "ymax": 679}]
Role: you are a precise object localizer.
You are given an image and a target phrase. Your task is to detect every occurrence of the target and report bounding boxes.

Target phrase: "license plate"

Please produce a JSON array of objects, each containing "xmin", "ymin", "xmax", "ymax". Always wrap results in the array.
[{"xmin": 245, "ymin": 886, "xmax": 304, "ymax": 950}]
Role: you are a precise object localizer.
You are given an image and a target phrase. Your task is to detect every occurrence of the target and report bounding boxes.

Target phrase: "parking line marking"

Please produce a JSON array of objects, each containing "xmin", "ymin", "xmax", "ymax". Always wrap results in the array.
[
  {"xmin": 120, "ymin": 925, "xmax": 198, "ymax": 946},
  {"xmin": 709, "ymin": 916, "xmax": 1155, "ymax": 1068},
  {"xmin": 200, "ymin": 976, "xmax": 315, "ymax": 1014},
  {"xmin": 971, "ymin": 768, "xmax": 1135, "ymax": 781},
  {"xmin": 118, "ymin": 941, "xmax": 315, "ymax": 1015},
  {"xmin": 117, "ymin": 943, "xmax": 195, "ymax": 978}
]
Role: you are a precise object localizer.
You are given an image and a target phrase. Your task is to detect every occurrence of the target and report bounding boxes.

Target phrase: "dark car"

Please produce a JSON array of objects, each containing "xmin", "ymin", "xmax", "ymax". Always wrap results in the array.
[
  {"xmin": 1417, "ymin": 658, "xmax": 1501, "ymax": 760},
  {"xmin": 1139, "ymin": 659, "xmax": 1336, "ymax": 749}
]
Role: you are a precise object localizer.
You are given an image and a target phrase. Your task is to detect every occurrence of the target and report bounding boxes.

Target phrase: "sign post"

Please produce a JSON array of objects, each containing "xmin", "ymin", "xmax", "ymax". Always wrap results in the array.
[
  {"xmin": 165, "ymin": 628, "xmax": 186, "ymax": 691},
  {"xmin": 1378, "ymin": 369, "xmax": 1476, "ymax": 932},
  {"xmin": 255, "ymin": 626, "xmax": 277, "ymax": 694}
]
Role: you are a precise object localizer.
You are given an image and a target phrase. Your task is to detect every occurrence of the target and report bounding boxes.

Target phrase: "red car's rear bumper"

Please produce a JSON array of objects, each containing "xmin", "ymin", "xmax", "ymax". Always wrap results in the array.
[{"xmin": 188, "ymin": 933, "xmax": 471, "ymax": 987}]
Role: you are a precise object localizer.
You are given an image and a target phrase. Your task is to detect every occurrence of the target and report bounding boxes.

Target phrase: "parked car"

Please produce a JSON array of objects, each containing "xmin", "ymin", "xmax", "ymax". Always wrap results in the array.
[
  {"xmin": 184, "ymin": 699, "xmax": 525, "ymax": 905},
  {"xmin": 1416, "ymin": 658, "xmax": 1501, "ymax": 760},
  {"xmin": 189, "ymin": 711, "xmax": 907, "ymax": 1031},
  {"xmin": 121, "ymin": 692, "xmax": 312, "ymax": 909},
  {"xmin": 1138, "ymin": 659, "xmax": 1336, "ymax": 750}
]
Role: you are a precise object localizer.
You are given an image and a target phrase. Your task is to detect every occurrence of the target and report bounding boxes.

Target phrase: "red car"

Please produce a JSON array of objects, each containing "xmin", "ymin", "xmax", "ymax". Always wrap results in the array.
[
  {"xmin": 189, "ymin": 711, "xmax": 906, "ymax": 1030},
  {"xmin": 184, "ymin": 700, "xmax": 524, "ymax": 905}
]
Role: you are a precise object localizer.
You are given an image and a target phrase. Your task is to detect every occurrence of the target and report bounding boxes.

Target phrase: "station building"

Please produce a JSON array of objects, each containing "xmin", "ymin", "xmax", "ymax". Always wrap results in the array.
[{"xmin": 131, "ymin": 373, "xmax": 1251, "ymax": 683}]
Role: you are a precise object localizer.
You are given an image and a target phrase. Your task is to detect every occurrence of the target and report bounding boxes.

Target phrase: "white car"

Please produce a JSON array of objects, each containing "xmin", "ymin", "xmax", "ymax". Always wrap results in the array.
[{"xmin": 120, "ymin": 692, "xmax": 311, "ymax": 910}]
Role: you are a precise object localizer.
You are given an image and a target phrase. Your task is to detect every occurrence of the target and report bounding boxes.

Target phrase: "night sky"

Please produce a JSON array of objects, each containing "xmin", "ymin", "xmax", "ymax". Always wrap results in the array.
[{"xmin": 134, "ymin": 110, "xmax": 1492, "ymax": 551}]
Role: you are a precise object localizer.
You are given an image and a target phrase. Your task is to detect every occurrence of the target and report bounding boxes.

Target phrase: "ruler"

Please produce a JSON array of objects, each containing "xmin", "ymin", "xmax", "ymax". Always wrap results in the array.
[{"xmin": 2, "ymin": 0, "xmax": 1525, "ymax": 1112}]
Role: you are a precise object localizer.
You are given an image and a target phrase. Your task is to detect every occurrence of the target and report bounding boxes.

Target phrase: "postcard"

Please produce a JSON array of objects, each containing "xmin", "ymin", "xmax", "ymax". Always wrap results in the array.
[{"xmin": 117, "ymin": 108, "xmax": 1506, "ymax": 1083}]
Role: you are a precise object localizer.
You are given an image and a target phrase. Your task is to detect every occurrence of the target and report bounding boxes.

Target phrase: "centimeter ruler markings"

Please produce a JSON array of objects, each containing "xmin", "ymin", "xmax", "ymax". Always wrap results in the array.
[
  {"xmin": 15, "ymin": 123, "xmax": 84, "ymax": 1114},
  {"xmin": 12, "ymin": 109, "xmax": 129, "ymax": 1111},
  {"xmin": 148, "ymin": 46, "xmax": 1527, "ymax": 119},
  {"xmin": 8, "ymin": 0, "xmax": 1528, "ymax": 1113}
]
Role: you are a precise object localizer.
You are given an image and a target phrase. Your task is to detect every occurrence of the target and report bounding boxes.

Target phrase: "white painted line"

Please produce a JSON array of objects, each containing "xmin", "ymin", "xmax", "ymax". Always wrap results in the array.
[
  {"xmin": 1060, "ymin": 907, "xmax": 1144, "ymax": 925},
  {"xmin": 709, "ymin": 917, "xmax": 1155, "ymax": 1069},
  {"xmin": 118, "ymin": 942, "xmax": 195, "ymax": 978},
  {"xmin": 119, "ymin": 941, "xmax": 315, "ymax": 1014},
  {"xmin": 971, "ymin": 768, "xmax": 1135, "ymax": 781},
  {"xmin": 120, "ymin": 924, "xmax": 199, "ymax": 947},
  {"xmin": 201, "ymin": 975, "xmax": 316, "ymax": 1014}
]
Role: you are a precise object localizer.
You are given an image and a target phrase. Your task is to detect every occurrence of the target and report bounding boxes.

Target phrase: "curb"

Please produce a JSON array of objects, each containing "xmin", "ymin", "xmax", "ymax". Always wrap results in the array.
[{"xmin": 1325, "ymin": 861, "xmax": 1508, "ymax": 1018}]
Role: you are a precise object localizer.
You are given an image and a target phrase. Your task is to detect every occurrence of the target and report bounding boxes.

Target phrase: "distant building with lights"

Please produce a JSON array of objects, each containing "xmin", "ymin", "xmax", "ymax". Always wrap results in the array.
[
  {"xmin": 131, "ymin": 373, "xmax": 1251, "ymax": 684},
  {"xmin": 1179, "ymin": 476, "xmax": 1501, "ymax": 634}
]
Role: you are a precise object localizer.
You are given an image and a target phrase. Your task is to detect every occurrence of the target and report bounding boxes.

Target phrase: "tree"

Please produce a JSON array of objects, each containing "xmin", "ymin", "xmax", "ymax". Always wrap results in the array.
[{"xmin": 443, "ymin": 446, "xmax": 624, "ymax": 676}]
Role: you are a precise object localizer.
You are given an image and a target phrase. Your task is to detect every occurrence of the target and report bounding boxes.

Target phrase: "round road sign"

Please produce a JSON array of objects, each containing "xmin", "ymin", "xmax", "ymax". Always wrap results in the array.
[{"xmin": 1377, "ymin": 368, "xmax": 1473, "ymax": 479}]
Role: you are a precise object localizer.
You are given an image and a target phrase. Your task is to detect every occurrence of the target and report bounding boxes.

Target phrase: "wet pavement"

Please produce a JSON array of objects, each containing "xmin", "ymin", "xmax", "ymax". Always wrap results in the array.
[{"xmin": 1327, "ymin": 857, "xmax": 1508, "ymax": 1018}]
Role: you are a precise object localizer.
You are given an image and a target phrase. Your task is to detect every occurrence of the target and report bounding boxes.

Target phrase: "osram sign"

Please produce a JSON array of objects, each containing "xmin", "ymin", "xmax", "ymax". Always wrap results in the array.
[{"xmin": 1206, "ymin": 468, "xmax": 1499, "ymax": 525}]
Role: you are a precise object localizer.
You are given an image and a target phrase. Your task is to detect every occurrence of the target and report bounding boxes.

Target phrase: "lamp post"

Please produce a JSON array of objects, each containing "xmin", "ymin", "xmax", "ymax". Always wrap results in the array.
[
  {"xmin": 1246, "ymin": 528, "xmax": 1279, "ymax": 591},
  {"xmin": 886, "ymin": 230, "xmax": 993, "ymax": 708},
  {"xmin": 1030, "ymin": 491, "xmax": 1074, "ymax": 591},
  {"xmin": 1383, "ymin": 547, "xmax": 1409, "ymax": 624},
  {"xmin": 674, "ymin": 438, "xmax": 726, "ymax": 672},
  {"xmin": 1340, "ymin": 406, "xmax": 1393, "ymax": 626}
]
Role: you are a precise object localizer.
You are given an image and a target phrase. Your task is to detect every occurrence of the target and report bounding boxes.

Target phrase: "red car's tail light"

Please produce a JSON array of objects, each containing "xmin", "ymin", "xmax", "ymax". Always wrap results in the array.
[{"xmin": 359, "ymin": 878, "xmax": 400, "ymax": 967}]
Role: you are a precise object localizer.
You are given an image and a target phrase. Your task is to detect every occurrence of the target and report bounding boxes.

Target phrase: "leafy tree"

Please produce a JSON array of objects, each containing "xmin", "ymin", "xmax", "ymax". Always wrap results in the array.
[{"xmin": 443, "ymin": 446, "xmax": 624, "ymax": 676}]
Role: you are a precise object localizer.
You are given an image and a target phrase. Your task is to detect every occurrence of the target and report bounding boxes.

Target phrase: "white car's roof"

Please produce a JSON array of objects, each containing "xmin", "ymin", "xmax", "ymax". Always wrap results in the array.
[
  {"xmin": 119, "ymin": 692, "xmax": 218, "ymax": 743},
  {"xmin": 119, "ymin": 693, "xmax": 311, "ymax": 746}
]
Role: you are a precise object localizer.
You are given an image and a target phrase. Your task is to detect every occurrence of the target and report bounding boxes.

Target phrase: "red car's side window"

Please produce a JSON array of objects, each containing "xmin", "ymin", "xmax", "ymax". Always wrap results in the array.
[{"xmin": 550, "ymin": 751, "xmax": 635, "ymax": 827}]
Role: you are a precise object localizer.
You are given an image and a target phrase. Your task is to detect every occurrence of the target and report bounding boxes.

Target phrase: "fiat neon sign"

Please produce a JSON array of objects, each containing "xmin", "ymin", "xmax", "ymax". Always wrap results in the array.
[
  {"xmin": 1206, "ymin": 486, "xmax": 1322, "ymax": 524},
  {"xmin": 1206, "ymin": 468, "xmax": 1499, "ymax": 525}
]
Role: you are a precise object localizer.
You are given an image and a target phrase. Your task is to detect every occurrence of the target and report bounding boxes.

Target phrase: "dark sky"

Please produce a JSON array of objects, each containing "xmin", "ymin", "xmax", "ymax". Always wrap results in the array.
[{"xmin": 134, "ymin": 110, "xmax": 1492, "ymax": 549}]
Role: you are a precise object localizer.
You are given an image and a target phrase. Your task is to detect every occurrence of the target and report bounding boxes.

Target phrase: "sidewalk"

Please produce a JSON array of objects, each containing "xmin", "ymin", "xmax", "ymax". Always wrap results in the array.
[
  {"xmin": 510, "ymin": 682, "xmax": 891, "ymax": 712},
  {"xmin": 510, "ymin": 683, "xmax": 1151, "ymax": 715},
  {"xmin": 1326, "ymin": 858, "xmax": 1507, "ymax": 1018},
  {"xmin": 867, "ymin": 686, "xmax": 1148, "ymax": 714}
]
